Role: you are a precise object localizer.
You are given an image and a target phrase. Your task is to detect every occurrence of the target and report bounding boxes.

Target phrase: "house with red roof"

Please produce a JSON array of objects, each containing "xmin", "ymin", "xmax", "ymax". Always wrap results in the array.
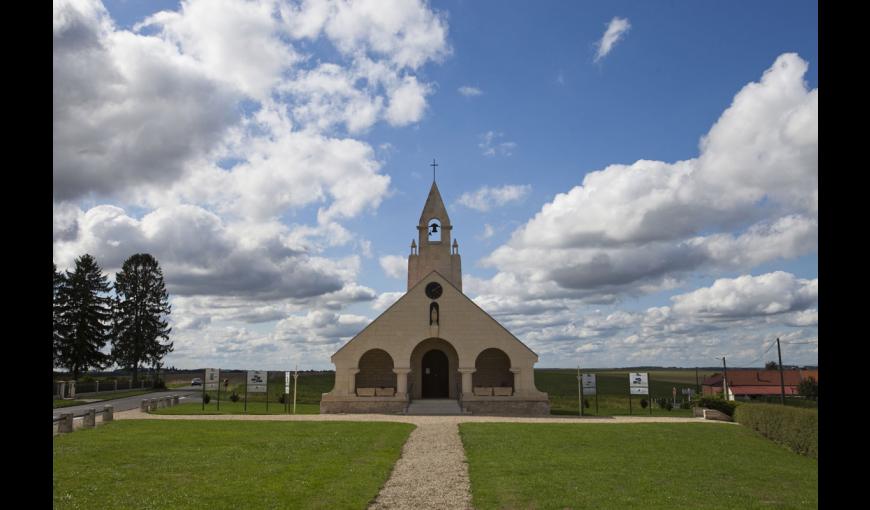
[{"xmin": 702, "ymin": 369, "xmax": 818, "ymax": 400}]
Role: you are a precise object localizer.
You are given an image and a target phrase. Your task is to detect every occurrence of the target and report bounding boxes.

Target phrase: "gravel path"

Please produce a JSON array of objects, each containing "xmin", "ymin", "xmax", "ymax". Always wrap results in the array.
[
  {"xmin": 369, "ymin": 421, "xmax": 472, "ymax": 510},
  {"xmin": 113, "ymin": 409, "xmax": 722, "ymax": 425}
]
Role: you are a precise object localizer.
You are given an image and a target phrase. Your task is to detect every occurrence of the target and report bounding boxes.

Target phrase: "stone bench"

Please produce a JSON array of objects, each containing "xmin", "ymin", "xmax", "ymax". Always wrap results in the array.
[
  {"xmin": 474, "ymin": 387, "xmax": 514, "ymax": 396},
  {"xmin": 493, "ymin": 386, "xmax": 513, "ymax": 396},
  {"xmin": 357, "ymin": 387, "xmax": 395, "ymax": 397},
  {"xmin": 473, "ymin": 387, "xmax": 492, "ymax": 396}
]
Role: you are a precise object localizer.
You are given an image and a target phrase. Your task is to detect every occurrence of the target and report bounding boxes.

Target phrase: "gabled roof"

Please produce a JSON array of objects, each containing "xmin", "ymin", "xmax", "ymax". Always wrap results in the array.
[
  {"xmin": 331, "ymin": 269, "xmax": 537, "ymax": 360},
  {"xmin": 702, "ymin": 369, "xmax": 818, "ymax": 387}
]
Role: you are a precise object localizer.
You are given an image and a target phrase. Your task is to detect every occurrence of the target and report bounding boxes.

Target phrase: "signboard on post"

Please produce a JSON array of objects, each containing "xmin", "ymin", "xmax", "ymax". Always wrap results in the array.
[
  {"xmin": 629, "ymin": 372, "xmax": 649, "ymax": 395},
  {"xmin": 285, "ymin": 372, "xmax": 291, "ymax": 394},
  {"xmin": 581, "ymin": 374, "xmax": 597, "ymax": 395},
  {"xmin": 247, "ymin": 371, "xmax": 267, "ymax": 393},
  {"xmin": 205, "ymin": 368, "xmax": 220, "ymax": 390}
]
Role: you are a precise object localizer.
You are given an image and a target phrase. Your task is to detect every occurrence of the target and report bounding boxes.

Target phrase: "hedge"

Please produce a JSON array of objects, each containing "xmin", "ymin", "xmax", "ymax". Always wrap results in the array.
[
  {"xmin": 695, "ymin": 397, "xmax": 739, "ymax": 417},
  {"xmin": 734, "ymin": 403, "xmax": 818, "ymax": 458}
]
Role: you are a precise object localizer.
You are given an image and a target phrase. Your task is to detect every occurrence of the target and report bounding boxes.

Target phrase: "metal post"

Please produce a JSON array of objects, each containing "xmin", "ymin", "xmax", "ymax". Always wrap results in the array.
[
  {"xmin": 266, "ymin": 371, "xmax": 270, "ymax": 413},
  {"xmin": 244, "ymin": 376, "xmax": 248, "ymax": 413},
  {"xmin": 628, "ymin": 391, "xmax": 632, "ymax": 416},
  {"xmin": 695, "ymin": 367, "xmax": 700, "ymax": 396},
  {"xmin": 577, "ymin": 363, "xmax": 583, "ymax": 417},
  {"xmin": 722, "ymin": 357, "xmax": 729, "ymax": 400},
  {"xmin": 202, "ymin": 370, "xmax": 206, "ymax": 411},
  {"xmin": 293, "ymin": 365, "xmax": 298, "ymax": 415},
  {"xmin": 217, "ymin": 375, "xmax": 221, "ymax": 411},
  {"xmin": 777, "ymin": 337, "xmax": 786, "ymax": 405}
]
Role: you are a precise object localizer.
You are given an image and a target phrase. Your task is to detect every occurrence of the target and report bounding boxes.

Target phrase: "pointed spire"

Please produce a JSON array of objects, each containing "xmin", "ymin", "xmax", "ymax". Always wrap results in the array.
[
  {"xmin": 452, "ymin": 238, "xmax": 459, "ymax": 254},
  {"xmin": 418, "ymin": 180, "xmax": 451, "ymax": 226}
]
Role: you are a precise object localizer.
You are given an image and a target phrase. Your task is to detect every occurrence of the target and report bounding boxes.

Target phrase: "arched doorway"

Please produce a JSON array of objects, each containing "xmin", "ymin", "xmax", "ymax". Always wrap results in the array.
[
  {"xmin": 410, "ymin": 338, "xmax": 459, "ymax": 399},
  {"xmin": 421, "ymin": 349, "xmax": 449, "ymax": 398}
]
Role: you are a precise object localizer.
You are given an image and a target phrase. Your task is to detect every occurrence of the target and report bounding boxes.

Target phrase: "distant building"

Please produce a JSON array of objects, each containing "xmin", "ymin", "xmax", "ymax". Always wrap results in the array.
[{"xmin": 702, "ymin": 369, "xmax": 819, "ymax": 400}]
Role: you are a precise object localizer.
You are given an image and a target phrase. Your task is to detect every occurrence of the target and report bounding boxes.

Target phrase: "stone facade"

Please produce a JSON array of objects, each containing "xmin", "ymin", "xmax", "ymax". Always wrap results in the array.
[{"xmin": 321, "ymin": 181, "xmax": 549, "ymax": 416}]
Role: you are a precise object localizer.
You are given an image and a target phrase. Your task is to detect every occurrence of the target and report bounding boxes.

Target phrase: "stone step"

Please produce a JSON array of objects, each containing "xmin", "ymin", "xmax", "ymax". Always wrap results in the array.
[{"xmin": 406, "ymin": 399, "xmax": 469, "ymax": 415}]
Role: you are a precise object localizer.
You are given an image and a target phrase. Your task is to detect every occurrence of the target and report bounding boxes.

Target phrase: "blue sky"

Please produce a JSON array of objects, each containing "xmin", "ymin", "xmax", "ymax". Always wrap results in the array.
[{"xmin": 54, "ymin": 0, "xmax": 818, "ymax": 370}]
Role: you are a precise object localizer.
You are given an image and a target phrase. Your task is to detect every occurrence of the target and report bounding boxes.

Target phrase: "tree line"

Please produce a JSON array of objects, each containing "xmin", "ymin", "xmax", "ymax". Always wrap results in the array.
[{"xmin": 53, "ymin": 253, "xmax": 172, "ymax": 384}]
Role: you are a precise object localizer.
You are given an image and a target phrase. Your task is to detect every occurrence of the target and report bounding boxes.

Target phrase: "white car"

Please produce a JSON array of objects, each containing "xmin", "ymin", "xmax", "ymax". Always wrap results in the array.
[{"xmin": 191, "ymin": 378, "xmax": 202, "ymax": 386}]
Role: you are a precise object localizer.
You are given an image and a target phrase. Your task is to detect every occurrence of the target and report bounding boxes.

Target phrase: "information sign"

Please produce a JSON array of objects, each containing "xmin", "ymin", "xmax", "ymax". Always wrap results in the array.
[
  {"xmin": 205, "ymin": 368, "xmax": 220, "ymax": 390},
  {"xmin": 629, "ymin": 372, "xmax": 649, "ymax": 387},
  {"xmin": 630, "ymin": 386, "xmax": 649, "ymax": 395},
  {"xmin": 581, "ymin": 374, "xmax": 597, "ymax": 395},
  {"xmin": 247, "ymin": 370, "xmax": 268, "ymax": 393},
  {"xmin": 285, "ymin": 372, "xmax": 291, "ymax": 394}
]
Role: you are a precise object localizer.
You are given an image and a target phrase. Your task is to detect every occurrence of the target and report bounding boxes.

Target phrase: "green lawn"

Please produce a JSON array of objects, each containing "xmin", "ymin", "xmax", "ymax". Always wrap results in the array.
[
  {"xmin": 460, "ymin": 423, "xmax": 817, "ymax": 509},
  {"xmin": 53, "ymin": 420, "xmax": 414, "ymax": 509},
  {"xmin": 152, "ymin": 401, "xmax": 321, "ymax": 415},
  {"xmin": 53, "ymin": 400, "xmax": 89, "ymax": 409}
]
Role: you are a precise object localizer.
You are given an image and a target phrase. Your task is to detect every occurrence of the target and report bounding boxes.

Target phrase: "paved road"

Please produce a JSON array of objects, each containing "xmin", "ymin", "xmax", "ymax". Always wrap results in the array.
[{"xmin": 53, "ymin": 388, "xmax": 202, "ymax": 420}]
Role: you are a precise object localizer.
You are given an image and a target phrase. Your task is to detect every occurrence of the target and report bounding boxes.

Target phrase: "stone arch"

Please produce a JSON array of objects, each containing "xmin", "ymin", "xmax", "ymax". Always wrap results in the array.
[
  {"xmin": 410, "ymin": 338, "xmax": 459, "ymax": 399},
  {"xmin": 355, "ymin": 349, "xmax": 396, "ymax": 390},
  {"xmin": 473, "ymin": 348, "xmax": 514, "ymax": 389},
  {"xmin": 427, "ymin": 218, "xmax": 442, "ymax": 242}
]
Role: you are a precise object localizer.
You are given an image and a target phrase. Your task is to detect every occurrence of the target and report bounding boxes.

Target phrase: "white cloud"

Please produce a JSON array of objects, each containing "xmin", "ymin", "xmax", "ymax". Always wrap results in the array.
[
  {"xmin": 458, "ymin": 85, "xmax": 482, "ymax": 97},
  {"xmin": 479, "ymin": 224, "xmax": 495, "ymax": 240},
  {"xmin": 379, "ymin": 255, "xmax": 407, "ymax": 280},
  {"xmin": 481, "ymin": 54, "xmax": 817, "ymax": 295},
  {"xmin": 457, "ymin": 185, "xmax": 531, "ymax": 212},
  {"xmin": 594, "ymin": 17, "xmax": 630, "ymax": 63},
  {"xmin": 671, "ymin": 272, "xmax": 817, "ymax": 319},
  {"xmin": 478, "ymin": 131, "xmax": 516, "ymax": 157}
]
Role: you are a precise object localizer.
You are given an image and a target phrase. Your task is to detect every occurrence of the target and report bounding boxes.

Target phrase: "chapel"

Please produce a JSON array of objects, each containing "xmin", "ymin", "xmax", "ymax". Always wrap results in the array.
[{"xmin": 320, "ymin": 178, "xmax": 549, "ymax": 415}]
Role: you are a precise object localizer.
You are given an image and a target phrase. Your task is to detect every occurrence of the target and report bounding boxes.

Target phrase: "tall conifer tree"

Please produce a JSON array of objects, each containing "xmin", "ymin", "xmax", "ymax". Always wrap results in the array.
[
  {"xmin": 56, "ymin": 255, "xmax": 112, "ymax": 379},
  {"xmin": 53, "ymin": 263, "xmax": 67, "ymax": 369},
  {"xmin": 111, "ymin": 253, "xmax": 173, "ymax": 385}
]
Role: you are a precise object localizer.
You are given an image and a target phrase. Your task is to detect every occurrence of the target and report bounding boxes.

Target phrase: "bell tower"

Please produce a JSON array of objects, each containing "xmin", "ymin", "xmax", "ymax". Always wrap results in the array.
[{"xmin": 408, "ymin": 180, "xmax": 462, "ymax": 291}]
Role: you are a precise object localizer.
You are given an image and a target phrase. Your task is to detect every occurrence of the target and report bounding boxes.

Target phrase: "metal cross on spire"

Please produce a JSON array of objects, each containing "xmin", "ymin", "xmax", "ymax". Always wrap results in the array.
[{"xmin": 430, "ymin": 158, "xmax": 438, "ymax": 182}]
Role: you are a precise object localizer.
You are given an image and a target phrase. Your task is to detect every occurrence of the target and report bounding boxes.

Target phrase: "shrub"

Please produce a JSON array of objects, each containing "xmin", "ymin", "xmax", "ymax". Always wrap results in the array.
[
  {"xmin": 278, "ymin": 394, "xmax": 287, "ymax": 404},
  {"xmin": 695, "ymin": 396, "xmax": 739, "ymax": 417},
  {"xmin": 735, "ymin": 403, "xmax": 818, "ymax": 458},
  {"xmin": 230, "ymin": 392, "xmax": 240, "ymax": 402},
  {"xmin": 583, "ymin": 398, "xmax": 590, "ymax": 409},
  {"xmin": 152, "ymin": 379, "xmax": 167, "ymax": 390},
  {"xmin": 203, "ymin": 393, "xmax": 211, "ymax": 404}
]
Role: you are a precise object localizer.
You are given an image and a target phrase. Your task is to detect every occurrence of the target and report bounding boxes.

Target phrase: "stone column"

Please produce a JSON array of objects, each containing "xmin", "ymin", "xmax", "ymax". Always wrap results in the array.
[
  {"xmin": 95, "ymin": 380, "xmax": 99, "ymax": 393},
  {"xmin": 68, "ymin": 381, "xmax": 76, "ymax": 399},
  {"xmin": 149, "ymin": 398, "xmax": 157, "ymax": 411},
  {"xmin": 58, "ymin": 413, "xmax": 74, "ymax": 433},
  {"xmin": 58, "ymin": 381, "xmax": 67, "ymax": 399},
  {"xmin": 83, "ymin": 409, "xmax": 96, "ymax": 429},
  {"xmin": 140, "ymin": 399, "xmax": 149, "ymax": 412},
  {"xmin": 458, "ymin": 368, "xmax": 476, "ymax": 397},
  {"xmin": 510, "ymin": 368, "xmax": 523, "ymax": 395},
  {"xmin": 103, "ymin": 406, "xmax": 114, "ymax": 422},
  {"xmin": 172, "ymin": 395, "xmax": 180, "ymax": 406},
  {"xmin": 393, "ymin": 368, "xmax": 412, "ymax": 398},
  {"xmin": 347, "ymin": 368, "xmax": 360, "ymax": 396}
]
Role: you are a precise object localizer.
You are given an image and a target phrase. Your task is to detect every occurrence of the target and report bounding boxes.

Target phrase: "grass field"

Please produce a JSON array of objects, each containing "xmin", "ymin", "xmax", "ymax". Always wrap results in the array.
[
  {"xmin": 535, "ymin": 368, "xmax": 717, "ymax": 416},
  {"xmin": 460, "ymin": 422, "xmax": 817, "ymax": 509},
  {"xmin": 163, "ymin": 369, "xmax": 721, "ymax": 416},
  {"xmin": 152, "ymin": 401, "xmax": 321, "ymax": 415},
  {"xmin": 53, "ymin": 399, "xmax": 88, "ymax": 409},
  {"xmin": 53, "ymin": 420, "xmax": 414, "ymax": 509}
]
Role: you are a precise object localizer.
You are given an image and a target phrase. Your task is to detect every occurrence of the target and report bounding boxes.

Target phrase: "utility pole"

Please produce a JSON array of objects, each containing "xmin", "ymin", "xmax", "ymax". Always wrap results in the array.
[
  {"xmin": 695, "ymin": 367, "xmax": 699, "ymax": 396},
  {"xmin": 721, "ymin": 357, "xmax": 729, "ymax": 400},
  {"xmin": 777, "ymin": 337, "xmax": 786, "ymax": 405}
]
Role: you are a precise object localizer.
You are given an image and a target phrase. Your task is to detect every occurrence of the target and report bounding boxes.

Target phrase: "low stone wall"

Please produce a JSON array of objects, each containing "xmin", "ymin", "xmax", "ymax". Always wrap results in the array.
[
  {"xmin": 320, "ymin": 398, "xmax": 408, "ymax": 414},
  {"xmin": 462, "ymin": 399, "xmax": 550, "ymax": 416}
]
